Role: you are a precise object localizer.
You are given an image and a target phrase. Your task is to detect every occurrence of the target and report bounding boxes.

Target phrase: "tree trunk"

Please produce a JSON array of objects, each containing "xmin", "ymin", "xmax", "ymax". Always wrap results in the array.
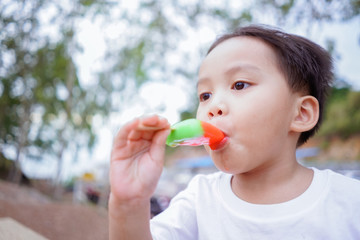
[
  {"xmin": 7, "ymin": 102, "xmax": 31, "ymax": 184},
  {"xmin": 53, "ymin": 135, "xmax": 66, "ymax": 200}
]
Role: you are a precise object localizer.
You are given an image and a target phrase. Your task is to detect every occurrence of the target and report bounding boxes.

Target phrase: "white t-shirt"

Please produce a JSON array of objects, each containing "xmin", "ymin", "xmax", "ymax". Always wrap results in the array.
[{"xmin": 150, "ymin": 168, "xmax": 360, "ymax": 240}]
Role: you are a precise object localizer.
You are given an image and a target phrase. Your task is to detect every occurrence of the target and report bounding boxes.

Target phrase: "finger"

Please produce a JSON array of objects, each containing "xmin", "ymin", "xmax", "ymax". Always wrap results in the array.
[
  {"xmin": 113, "ymin": 118, "xmax": 140, "ymax": 149},
  {"xmin": 137, "ymin": 124, "xmax": 165, "ymax": 131},
  {"xmin": 150, "ymin": 128, "xmax": 171, "ymax": 165},
  {"xmin": 128, "ymin": 127, "xmax": 156, "ymax": 141},
  {"xmin": 141, "ymin": 130, "xmax": 156, "ymax": 141},
  {"xmin": 139, "ymin": 115, "xmax": 170, "ymax": 129},
  {"xmin": 128, "ymin": 128, "xmax": 143, "ymax": 141},
  {"xmin": 112, "ymin": 115, "xmax": 169, "ymax": 156},
  {"xmin": 157, "ymin": 116, "xmax": 171, "ymax": 129},
  {"xmin": 140, "ymin": 115, "xmax": 161, "ymax": 127},
  {"xmin": 133, "ymin": 115, "xmax": 170, "ymax": 141}
]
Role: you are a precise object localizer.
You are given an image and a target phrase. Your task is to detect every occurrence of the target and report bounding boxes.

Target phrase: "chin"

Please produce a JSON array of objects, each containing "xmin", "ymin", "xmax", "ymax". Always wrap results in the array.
[
  {"xmin": 216, "ymin": 166, "xmax": 234, "ymax": 174},
  {"xmin": 211, "ymin": 154, "xmax": 234, "ymax": 173}
]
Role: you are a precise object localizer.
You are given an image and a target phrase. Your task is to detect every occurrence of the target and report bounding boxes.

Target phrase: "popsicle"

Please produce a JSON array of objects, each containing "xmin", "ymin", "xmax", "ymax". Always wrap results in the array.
[{"xmin": 166, "ymin": 119, "xmax": 226, "ymax": 150}]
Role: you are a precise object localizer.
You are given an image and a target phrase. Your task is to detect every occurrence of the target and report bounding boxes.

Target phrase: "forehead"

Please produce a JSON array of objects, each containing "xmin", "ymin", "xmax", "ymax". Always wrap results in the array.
[{"xmin": 199, "ymin": 36, "xmax": 280, "ymax": 78}]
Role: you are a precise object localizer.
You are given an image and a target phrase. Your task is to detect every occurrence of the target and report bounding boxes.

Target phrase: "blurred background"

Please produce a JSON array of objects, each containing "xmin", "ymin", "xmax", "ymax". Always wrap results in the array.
[{"xmin": 0, "ymin": 0, "xmax": 359, "ymax": 239}]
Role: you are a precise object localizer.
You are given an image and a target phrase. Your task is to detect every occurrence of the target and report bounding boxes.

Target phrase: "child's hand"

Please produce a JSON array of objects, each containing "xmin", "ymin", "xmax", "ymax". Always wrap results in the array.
[{"xmin": 109, "ymin": 115, "xmax": 170, "ymax": 204}]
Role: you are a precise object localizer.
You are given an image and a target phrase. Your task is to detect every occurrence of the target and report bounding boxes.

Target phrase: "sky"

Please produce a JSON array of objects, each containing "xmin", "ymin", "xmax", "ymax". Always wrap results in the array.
[{"xmin": 21, "ymin": 2, "xmax": 360, "ymax": 181}]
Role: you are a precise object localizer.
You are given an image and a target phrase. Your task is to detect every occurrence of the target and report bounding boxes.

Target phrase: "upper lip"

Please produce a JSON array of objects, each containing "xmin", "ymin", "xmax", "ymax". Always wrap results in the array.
[{"xmin": 207, "ymin": 121, "xmax": 229, "ymax": 137}]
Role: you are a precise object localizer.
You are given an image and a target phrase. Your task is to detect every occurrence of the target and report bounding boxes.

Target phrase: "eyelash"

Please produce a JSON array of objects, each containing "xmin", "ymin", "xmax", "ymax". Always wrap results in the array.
[
  {"xmin": 232, "ymin": 81, "xmax": 250, "ymax": 90},
  {"xmin": 198, "ymin": 81, "xmax": 250, "ymax": 102},
  {"xmin": 199, "ymin": 92, "xmax": 211, "ymax": 102}
]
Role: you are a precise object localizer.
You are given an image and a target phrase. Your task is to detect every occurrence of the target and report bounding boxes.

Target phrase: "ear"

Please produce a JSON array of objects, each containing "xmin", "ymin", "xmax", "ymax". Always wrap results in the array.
[{"xmin": 290, "ymin": 96, "xmax": 319, "ymax": 133}]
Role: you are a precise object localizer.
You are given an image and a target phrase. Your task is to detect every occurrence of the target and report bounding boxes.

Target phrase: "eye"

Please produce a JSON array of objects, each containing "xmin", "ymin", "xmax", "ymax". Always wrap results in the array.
[
  {"xmin": 232, "ymin": 81, "xmax": 250, "ymax": 90},
  {"xmin": 199, "ymin": 92, "xmax": 211, "ymax": 102}
]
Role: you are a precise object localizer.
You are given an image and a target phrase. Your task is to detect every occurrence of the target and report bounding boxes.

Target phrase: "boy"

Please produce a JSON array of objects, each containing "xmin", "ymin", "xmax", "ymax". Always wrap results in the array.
[{"xmin": 109, "ymin": 25, "xmax": 360, "ymax": 239}]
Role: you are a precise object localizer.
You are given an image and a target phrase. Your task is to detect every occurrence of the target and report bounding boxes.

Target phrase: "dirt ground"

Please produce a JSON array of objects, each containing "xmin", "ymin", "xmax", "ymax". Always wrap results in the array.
[{"xmin": 0, "ymin": 180, "xmax": 108, "ymax": 240}]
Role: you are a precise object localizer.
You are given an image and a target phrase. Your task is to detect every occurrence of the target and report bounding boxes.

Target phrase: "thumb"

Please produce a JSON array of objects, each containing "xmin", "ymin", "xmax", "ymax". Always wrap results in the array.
[{"xmin": 150, "ymin": 128, "xmax": 170, "ymax": 165}]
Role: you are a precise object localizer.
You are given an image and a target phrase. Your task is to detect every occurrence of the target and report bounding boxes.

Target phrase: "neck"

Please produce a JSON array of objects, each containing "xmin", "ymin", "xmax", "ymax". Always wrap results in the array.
[{"xmin": 231, "ymin": 157, "xmax": 313, "ymax": 204}]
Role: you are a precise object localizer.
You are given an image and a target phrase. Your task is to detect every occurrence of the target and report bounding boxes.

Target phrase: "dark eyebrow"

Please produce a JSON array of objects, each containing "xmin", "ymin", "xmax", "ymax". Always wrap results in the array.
[{"xmin": 225, "ymin": 63, "xmax": 261, "ymax": 76}]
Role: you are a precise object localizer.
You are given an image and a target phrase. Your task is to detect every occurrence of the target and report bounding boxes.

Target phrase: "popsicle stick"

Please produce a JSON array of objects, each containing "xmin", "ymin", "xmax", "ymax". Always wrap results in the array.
[{"xmin": 137, "ymin": 123, "xmax": 170, "ymax": 131}]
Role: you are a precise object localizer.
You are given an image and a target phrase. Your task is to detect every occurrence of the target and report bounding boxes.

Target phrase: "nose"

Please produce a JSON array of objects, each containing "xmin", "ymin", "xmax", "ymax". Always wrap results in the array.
[
  {"xmin": 208, "ymin": 108, "xmax": 223, "ymax": 118},
  {"xmin": 208, "ymin": 100, "xmax": 227, "ymax": 119}
]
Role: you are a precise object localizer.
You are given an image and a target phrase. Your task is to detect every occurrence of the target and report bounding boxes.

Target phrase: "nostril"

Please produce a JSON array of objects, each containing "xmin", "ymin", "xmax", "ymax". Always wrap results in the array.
[{"xmin": 209, "ymin": 110, "xmax": 222, "ymax": 118}]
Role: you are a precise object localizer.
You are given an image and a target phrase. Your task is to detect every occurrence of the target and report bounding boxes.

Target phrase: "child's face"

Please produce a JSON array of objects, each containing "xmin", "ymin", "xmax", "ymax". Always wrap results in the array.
[{"xmin": 196, "ymin": 37, "xmax": 301, "ymax": 174}]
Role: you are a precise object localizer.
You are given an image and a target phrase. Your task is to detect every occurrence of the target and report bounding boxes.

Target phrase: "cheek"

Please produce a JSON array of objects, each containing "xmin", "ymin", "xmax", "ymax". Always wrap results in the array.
[
  {"xmin": 196, "ymin": 107, "xmax": 201, "ymax": 118},
  {"xmin": 196, "ymin": 105, "xmax": 207, "ymax": 120},
  {"xmin": 254, "ymin": 101, "xmax": 294, "ymax": 143},
  {"xmin": 234, "ymin": 100, "xmax": 287, "ymax": 141}
]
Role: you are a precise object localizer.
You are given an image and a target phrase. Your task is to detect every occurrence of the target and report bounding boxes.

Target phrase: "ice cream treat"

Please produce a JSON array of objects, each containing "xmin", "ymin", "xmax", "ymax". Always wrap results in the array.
[{"xmin": 166, "ymin": 119, "xmax": 226, "ymax": 150}]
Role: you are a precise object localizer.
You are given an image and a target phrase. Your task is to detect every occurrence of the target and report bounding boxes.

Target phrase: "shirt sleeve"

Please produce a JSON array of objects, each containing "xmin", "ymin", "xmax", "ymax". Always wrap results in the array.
[{"xmin": 150, "ymin": 175, "xmax": 201, "ymax": 240}]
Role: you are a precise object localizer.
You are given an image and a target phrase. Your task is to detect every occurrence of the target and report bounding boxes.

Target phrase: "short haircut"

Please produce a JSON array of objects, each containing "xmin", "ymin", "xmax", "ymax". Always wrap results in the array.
[{"xmin": 207, "ymin": 25, "xmax": 334, "ymax": 146}]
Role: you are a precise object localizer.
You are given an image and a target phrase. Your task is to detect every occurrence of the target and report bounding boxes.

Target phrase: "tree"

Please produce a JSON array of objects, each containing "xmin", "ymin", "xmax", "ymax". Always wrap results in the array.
[
  {"xmin": 319, "ymin": 87, "xmax": 360, "ymax": 138},
  {"xmin": 0, "ymin": 0, "xmax": 111, "ymax": 191},
  {"xmin": 96, "ymin": 0, "xmax": 255, "ymax": 119},
  {"xmin": 257, "ymin": 0, "xmax": 360, "ymax": 23},
  {"xmin": 98, "ymin": 0, "xmax": 359, "ymax": 116}
]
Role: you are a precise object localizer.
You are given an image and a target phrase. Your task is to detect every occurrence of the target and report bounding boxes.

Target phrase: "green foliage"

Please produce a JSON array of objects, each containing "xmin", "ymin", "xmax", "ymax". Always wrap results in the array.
[
  {"xmin": 319, "ymin": 88, "xmax": 360, "ymax": 138},
  {"xmin": 0, "ymin": 0, "xmax": 111, "ymax": 183},
  {"xmin": 257, "ymin": 0, "xmax": 360, "ymax": 27}
]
